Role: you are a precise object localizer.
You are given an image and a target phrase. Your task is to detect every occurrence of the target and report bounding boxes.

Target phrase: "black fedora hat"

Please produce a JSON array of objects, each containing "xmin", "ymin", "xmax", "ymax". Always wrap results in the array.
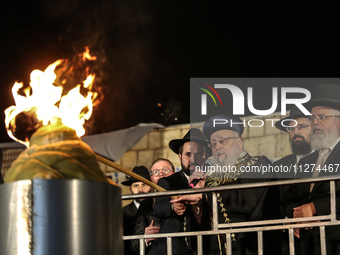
[
  {"xmin": 305, "ymin": 84, "xmax": 340, "ymax": 111},
  {"xmin": 169, "ymin": 128, "xmax": 209, "ymax": 154},
  {"xmin": 275, "ymin": 105, "xmax": 310, "ymax": 132},
  {"xmin": 202, "ymin": 114, "xmax": 244, "ymax": 140},
  {"xmin": 121, "ymin": 166, "xmax": 151, "ymax": 186}
]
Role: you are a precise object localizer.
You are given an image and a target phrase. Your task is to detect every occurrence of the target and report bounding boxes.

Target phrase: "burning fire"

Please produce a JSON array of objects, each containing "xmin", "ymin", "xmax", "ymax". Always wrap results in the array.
[{"xmin": 5, "ymin": 47, "xmax": 98, "ymax": 147}]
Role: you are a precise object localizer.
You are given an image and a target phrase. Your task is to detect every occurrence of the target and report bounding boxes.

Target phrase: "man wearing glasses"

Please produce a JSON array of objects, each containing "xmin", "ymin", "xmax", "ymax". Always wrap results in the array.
[
  {"xmin": 284, "ymin": 84, "xmax": 340, "ymax": 255},
  {"xmin": 150, "ymin": 158, "xmax": 175, "ymax": 184},
  {"xmin": 172, "ymin": 114, "xmax": 274, "ymax": 255},
  {"xmin": 147, "ymin": 128, "xmax": 209, "ymax": 255},
  {"xmin": 130, "ymin": 158, "xmax": 175, "ymax": 253}
]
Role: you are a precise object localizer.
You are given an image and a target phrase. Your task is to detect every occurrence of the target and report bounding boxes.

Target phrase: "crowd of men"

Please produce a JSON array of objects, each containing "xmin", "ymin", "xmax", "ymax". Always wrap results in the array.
[{"xmin": 122, "ymin": 83, "xmax": 340, "ymax": 255}]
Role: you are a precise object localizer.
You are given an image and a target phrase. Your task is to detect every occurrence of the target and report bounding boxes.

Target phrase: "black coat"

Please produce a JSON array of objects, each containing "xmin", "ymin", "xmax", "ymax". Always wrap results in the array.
[
  {"xmin": 274, "ymin": 154, "xmax": 298, "ymax": 212},
  {"xmin": 274, "ymin": 154, "xmax": 301, "ymax": 255},
  {"xmin": 202, "ymin": 155, "xmax": 278, "ymax": 255},
  {"xmin": 147, "ymin": 169, "xmax": 200, "ymax": 255},
  {"xmin": 130, "ymin": 198, "xmax": 161, "ymax": 253},
  {"xmin": 123, "ymin": 201, "xmax": 139, "ymax": 255},
  {"xmin": 284, "ymin": 141, "xmax": 340, "ymax": 255}
]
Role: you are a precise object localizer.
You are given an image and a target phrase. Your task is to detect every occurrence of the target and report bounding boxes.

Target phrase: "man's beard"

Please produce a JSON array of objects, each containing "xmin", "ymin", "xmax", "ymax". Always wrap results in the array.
[
  {"xmin": 310, "ymin": 124, "xmax": 339, "ymax": 151},
  {"xmin": 181, "ymin": 162, "xmax": 193, "ymax": 176},
  {"xmin": 291, "ymin": 135, "xmax": 311, "ymax": 155},
  {"xmin": 135, "ymin": 192, "xmax": 146, "ymax": 203},
  {"xmin": 214, "ymin": 144, "xmax": 241, "ymax": 168},
  {"xmin": 214, "ymin": 153, "xmax": 239, "ymax": 168}
]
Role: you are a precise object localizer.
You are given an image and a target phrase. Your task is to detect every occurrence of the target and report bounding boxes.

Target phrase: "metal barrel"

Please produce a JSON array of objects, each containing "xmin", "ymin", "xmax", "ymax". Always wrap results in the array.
[{"xmin": 0, "ymin": 179, "xmax": 123, "ymax": 255}]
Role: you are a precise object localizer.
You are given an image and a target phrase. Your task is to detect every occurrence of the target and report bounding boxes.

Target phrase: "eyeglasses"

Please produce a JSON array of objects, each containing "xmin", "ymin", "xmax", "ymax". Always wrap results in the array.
[
  {"xmin": 285, "ymin": 124, "xmax": 310, "ymax": 132},
  {"xmin": 208, "ymin": 137, "xmax": 238, "ymax": 149},
  {"xmin": 151, "ymin": 168, "xmax": 171, "ymax": 176},
  {"xmin": 307, "ymin": 115, "xmax": 340, "ymax": 123}
]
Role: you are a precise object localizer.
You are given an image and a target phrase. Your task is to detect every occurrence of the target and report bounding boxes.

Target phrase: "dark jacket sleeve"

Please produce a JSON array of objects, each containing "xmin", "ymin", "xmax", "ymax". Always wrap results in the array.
[
  {"xmin": 153, "ymin": 178, "xmax": 174, "ymax": 219},
  {"xmin": 130, "ymin": 199, "xmax": 158, "ymax": 253},
  {"xmin": 130, "ymin": 209, "xmax": 147, "ymax": 253}
]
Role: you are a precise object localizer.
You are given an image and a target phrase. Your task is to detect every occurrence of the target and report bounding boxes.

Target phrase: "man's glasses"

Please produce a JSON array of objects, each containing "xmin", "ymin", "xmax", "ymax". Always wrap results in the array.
[
  {"xmin": 307, "ymin": 115, "xmax": 340, "ymax": 123},
  {"xmin": 286, "ymin": 124, "xmax": 310, "ymax": 132},
  {"xmin": 208, "ymin": 137, "xmax": 238, "ymax": 149},
  {"xmin": 151, "ymin": 168, "xmax": 171, "ymax": 176}
]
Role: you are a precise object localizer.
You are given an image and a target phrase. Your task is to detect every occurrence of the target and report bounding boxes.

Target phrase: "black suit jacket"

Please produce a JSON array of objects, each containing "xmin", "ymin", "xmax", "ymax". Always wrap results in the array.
[
  {"xmin": 274, "ymin": 154, "xmax": 297, "ymax": 179},
  {"xmin": 285, "ymin": 143, "xmax": 340, "ymax": 218},
  {"xmin": 123, "ymin": 201, "xmax": 139, "ymax": 255},
  {"xmin": 284, "ymin": 141, "xmax": 340, "ymax": 255},
  {"xmin": 130, "ymin": 198, "xmax": 161, "ymax": 253},
  {"xmin": 147, "ymin": 169, "xmax": 200, "ymax": 255},
  {"xmin": 202, "ymin": 155, "xmax": 278, "ymax": 255},
  {"xmin": 274, "ymin": 154, "xmax": 298, "ymax": 213}
]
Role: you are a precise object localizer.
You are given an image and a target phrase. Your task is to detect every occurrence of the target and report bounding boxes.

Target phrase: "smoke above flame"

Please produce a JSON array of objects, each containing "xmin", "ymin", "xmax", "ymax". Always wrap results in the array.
[{"xmin": 5, "ymin": 47, "xmax": 98, "ymax": 147}]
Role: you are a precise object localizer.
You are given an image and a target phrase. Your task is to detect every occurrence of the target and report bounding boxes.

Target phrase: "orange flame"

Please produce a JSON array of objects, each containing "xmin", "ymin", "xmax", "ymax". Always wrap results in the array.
[{"xmin": 5, "ymin": 47, "xmax": 98, "ymax": 147}]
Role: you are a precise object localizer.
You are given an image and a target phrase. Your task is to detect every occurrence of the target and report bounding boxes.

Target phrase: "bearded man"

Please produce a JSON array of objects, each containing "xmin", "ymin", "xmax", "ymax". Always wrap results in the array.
[
  {"xmin": 172, "ymin": 114, "xmax": 274, "ymax": 255},
  {"xmin": 121, "ymin": 166, "xmax": 152, "ymax": 255},
  {"xmin": 275, "ymin": 105, "xmax": 312, "ymax": 255},
  {"xmin": 284, "ymin": 84, "xmax": 340, "ymax": 255},
  {"xmin": 147, "ymin": 128, "xmax": 209, "ymax": 255},
  {"xmin": 275, "ymin": 104, "xmax": 312, "ymax": 172}
]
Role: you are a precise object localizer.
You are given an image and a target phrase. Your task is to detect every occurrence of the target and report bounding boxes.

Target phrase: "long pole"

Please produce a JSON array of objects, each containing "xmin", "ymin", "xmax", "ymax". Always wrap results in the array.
[{"xmin": 95, "ymin": 154, "xmax": 167, "ymax": 192}]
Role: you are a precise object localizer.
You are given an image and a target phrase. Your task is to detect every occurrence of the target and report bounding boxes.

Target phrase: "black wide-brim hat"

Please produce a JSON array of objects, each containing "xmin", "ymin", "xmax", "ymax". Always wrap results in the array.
[
  {"xmin": 121, "ymin": 166, "xmax": 151, "ymax": 186},
  {"xmin": 169, "ymin": 128, "xmax": 209, "ymax": 154},
  {"xmin": 304, "ymin": 83, "xmax": 340, "ymax": 111},
  {"xmin": 275, "ymin": 104, "xmax": 310, "ymax": 132},
  {"xmin": 202, "ymin": 114, "xmax": 244, "ymax": 140}
]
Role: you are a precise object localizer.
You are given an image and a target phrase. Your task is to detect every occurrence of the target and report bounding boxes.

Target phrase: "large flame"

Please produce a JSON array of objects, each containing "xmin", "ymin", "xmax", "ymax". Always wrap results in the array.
[{"xmin": 5, "ymin": 47, "xmax": 98, "ymax": 147}]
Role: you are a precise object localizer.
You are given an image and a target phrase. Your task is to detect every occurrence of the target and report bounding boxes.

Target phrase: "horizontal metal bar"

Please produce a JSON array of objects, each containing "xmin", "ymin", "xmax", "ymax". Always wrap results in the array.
[
  {"xmin": 122, "ymin": 175, "xmax": 340, "ymax": 200},
  {"xmin": 123, "ymin": 219, "xmax": 340, "ymax": 240},
  {"xmin": 218, "ymin": 215, "xmax": 331, "ymax": 229}
]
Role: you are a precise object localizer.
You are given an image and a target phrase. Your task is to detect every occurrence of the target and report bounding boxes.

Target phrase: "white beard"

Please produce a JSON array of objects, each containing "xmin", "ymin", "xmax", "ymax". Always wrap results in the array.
[
  {"xmin": 310, "ymin": 124, "xmax": 339, "ymax": 150},
  {"xmin": 213, "ymin": 143, "xmax": 241, "ymax": 168},
  {"xmin": 214, "ymin": 153, "xmax": 239, "ymax": 168}
]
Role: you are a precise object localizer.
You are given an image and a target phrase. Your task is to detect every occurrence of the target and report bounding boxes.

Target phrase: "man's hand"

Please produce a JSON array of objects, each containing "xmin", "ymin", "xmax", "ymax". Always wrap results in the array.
[
  {"xmin": 172, "ymin": 200, "xmax": 187, "ymax": 215},
  {"xmin": 171, "ymin": 194, "xmax": 203, "ymax": 205},
  {"xmin": 293, "ymin": 202, "xmax": 316, "ymax": 218},
  {"xmin": 145, "ymin": 220, "xmax": 159, "ymax": 243},
  {"xmin": 189, "ymin": 172, "xmax": 207, "ymax": 189},
  {"xmin": 293, "ymin": 202, "xmax": 318, "ymax": 231}
]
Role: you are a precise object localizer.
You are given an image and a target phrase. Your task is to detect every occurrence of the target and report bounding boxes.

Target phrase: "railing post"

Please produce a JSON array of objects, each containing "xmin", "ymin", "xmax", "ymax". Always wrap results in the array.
[
  {"xmin": 257, "ymin": 231, "xmax": 263, "ymax": 255},
  {"xmin": 288, "ymin": 228, "xmax": 295, "ymax": 255},
  {"xmin": 197, "ymin": 235, "xmax": 203, "ymax": 255},
  {"xmin": 212, "ymin": 192, "xmax": 219, "ymax": 231},
  {"xmin": 167, "ymin": 236, "xmax": 172, "ymax": 255},
  {"xmin": 320, "ymin": 226, "xmax": 326, "ymax": 255},
  {"xmin": 226, "ymin": 233, "xmax": 232, "ymax": 255},
  {"xmin": 330, "ymin": 180, "xmax": 336, "ymax": 222},
  {"xmin": 139, "ymin": 238, "xmax": 145, "ymax": 255}
]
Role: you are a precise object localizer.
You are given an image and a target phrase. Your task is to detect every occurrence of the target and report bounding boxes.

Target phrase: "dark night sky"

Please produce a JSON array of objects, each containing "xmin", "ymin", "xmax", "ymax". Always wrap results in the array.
[{"xmin": 0, "ymin": 1, "xmax": 339, "ymax": 143}]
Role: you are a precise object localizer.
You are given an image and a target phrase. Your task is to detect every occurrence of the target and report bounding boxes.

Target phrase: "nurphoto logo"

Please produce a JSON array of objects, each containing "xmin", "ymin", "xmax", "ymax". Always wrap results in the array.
[{"xmin": 198, "ymin": 83, "xmax": 311, "ymax": 116}]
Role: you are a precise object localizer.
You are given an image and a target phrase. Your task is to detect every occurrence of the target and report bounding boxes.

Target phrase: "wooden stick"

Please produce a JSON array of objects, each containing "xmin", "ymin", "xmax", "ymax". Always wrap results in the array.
[{"xmin": 95, "ymin": 153, "xmax": 167, "ymax": 192}]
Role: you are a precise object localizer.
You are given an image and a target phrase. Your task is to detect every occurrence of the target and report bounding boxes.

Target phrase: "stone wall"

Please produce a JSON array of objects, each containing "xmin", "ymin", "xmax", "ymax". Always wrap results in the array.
[{"xmin": 99, "ymin": 112, "xmax": 292, "ymax": 205}]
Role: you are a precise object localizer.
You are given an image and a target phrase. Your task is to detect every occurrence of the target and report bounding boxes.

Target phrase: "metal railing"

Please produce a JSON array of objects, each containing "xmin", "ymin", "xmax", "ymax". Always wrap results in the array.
[{"xmin": 122, "ymin": 175, "xmax": 340, "ymax": 255}]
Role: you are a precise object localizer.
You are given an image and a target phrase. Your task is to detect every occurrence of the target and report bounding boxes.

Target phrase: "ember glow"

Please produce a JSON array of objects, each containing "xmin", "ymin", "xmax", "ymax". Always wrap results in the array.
[{"xmin": 5, "ymin": 47, "xmax": 98, "ymax": 147}]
